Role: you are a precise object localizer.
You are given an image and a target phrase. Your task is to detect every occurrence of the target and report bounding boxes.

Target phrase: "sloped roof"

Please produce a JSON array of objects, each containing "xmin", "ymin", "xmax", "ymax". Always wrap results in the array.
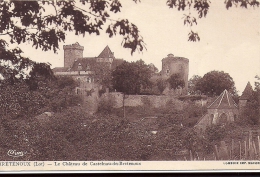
[
  {"xmin": 70, "ymin": 57, "xmax": 111, "ymax": 72},
  {"xmin": 240, "ymin": 82, "xmax": 253, "ymax": 100},
  {"xmin": 207, "ymin": 89, "xmax": 238, "ymax": 109},
  {"xmin": 98, "ymin": 46, "xmax": 115, "ymax": 58},
  {"xmin": 71, "ymin": 57, "xmax": 96, "ymax": 71}
]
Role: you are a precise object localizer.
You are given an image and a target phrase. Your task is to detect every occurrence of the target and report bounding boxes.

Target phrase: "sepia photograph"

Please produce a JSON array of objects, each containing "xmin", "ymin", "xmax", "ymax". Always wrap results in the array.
[{"xmin": 0, "ymin": 0, "xmax": 259, "ymax": 172}]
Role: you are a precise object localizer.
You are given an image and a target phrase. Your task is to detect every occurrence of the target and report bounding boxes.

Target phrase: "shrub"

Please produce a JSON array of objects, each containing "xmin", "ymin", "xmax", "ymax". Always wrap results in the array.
[
  {"xmin": 97, "ymin": 96, "xmax": 115, "ymax": 114},
  {"xmin": 205, "ymin": 124, "xmax": 226, "ymax": 142}
]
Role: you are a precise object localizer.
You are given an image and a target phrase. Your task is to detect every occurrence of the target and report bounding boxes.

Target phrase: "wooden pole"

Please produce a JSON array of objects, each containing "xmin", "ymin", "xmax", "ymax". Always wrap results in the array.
[
  {"xmin": 196, "ymin": 152, "xmax": 200, "ymax": 160},
  {"xmin": 190, "ymin": 150, "xmax": 193, "ymax": 161},
  {"xmin": 231, "ymin": 139, "xmax": 234, "ymax": 159},
  {"xmin": 245, "ymin": 140, "xmax": 247, "ymax": 160},
  {"xmin": 258, "ymin": 136, "xmax": 260, "ymax": 156},
  {"xmin": 214, "ymin": 145, "xmax": 219, "ymax": 160},
  {"xmin": 253, "ymin": 141, "xmax": 257, "ymax": 159},
  {"xmin": 239, "ymin": 141, "xmax": 241, "ymax": 160}
]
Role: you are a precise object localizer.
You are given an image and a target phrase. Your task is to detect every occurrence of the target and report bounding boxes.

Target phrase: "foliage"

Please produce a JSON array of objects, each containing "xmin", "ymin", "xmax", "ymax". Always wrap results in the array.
[
  {"xmin": 0, "ymin": 80, "xmax": 47, "ymax": 119},
  {"xmin": 167, "ymin": 73, "xmax": 185, "ymax": 90},
  {"xmin": 97, "ymin": 95, "xmax": 116, "ymax": 115},
  {"xmin": 0, "ymin": 76, "xmax": 81, "ymax": 121},
  {"xmin": 196, "ymin": 70, "xmax": 237, "ymax": 97},
  {"xmin": 39, "ymin": 76, "xmax": 82, "ymax": 112},
  {"xmin": 188, "ymin": 75, "xmax": 202, "ymax": 95},
  {"xmin": 205, "ymin": 124, "xmax": 226, "ymax": 142},
  {"xmin": 112, "ymin": 59, "xmax": 153, "ymax": 94},
  {"xmin": 156, "ymin": 78, "xmax": 167, "ymax": 94},
  {"xmin": 182, "ymin": 103, "xmax": 207, "ymax": 127},
  {"xmin": 239, "ymin": 89, "xmax": 260, "ymax": 125}
]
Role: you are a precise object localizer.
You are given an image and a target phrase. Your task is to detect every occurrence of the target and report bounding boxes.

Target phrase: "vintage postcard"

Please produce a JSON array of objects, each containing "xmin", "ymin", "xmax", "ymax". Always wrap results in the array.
[{"xmin": 0, "ymin": 0, "xmax": 259, "ymax": 173}]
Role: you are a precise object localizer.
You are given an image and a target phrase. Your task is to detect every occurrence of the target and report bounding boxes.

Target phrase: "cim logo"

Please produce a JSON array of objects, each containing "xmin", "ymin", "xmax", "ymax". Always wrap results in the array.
[{"xmin": 7, "ymin": 150, "xmax": 26, "ymax": 157}]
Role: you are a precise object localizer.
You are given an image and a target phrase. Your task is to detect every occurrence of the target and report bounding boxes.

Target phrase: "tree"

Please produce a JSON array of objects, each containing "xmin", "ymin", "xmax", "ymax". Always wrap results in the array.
[
  {"xmin": 112, "ymin": 59, "xmax": 153, "ymax": 118},
  {"xmin": 188, "ymin": 75, "xmax": 202, "ymax": 95},
  {"xmin": 239, "ymin": 76, "xmax": 260, "ymax": 125},
  {"xmin": 196, "ymin": 70, "xmax": 237, "ymax": 97},
  {"xmin": 167, "ymin": 73, "xmax": 185, "ymax": 90},
  {"xmin": 156, "ymin": 78, "xmax": 167, "ymax": 94},
  {"xmin": 112, "ymin": 59, "xmax": 153, "ymax": 95}
]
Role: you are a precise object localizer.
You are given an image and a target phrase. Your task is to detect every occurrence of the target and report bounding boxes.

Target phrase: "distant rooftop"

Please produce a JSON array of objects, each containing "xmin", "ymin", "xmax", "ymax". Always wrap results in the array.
[{"xmin": 98, "ymin": 45, "xmax": 115, "ymax": 59}]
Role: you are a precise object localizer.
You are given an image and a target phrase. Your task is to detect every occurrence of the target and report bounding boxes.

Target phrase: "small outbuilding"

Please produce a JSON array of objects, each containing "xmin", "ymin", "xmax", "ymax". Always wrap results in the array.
[
  {"xmin": 195, "ymin": 89, "xmax": 239, "ymax": 131},
  {"xmin": 207, "ymin": 89, "xmax": 239, "ymax": 124}
]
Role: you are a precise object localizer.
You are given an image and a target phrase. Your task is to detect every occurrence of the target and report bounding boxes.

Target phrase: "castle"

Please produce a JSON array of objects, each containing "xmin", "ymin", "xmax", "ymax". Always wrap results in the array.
[
  {"xmin": 53, "ymin": 42, "xmax": 254, "ymax": 127},
  {"xmin": 53, "ymin": 42, "xmax": 190, "ymax": 95},
  {"xmin": 53, "ymin": 42, "xmax": 124, "ymax": 94}
]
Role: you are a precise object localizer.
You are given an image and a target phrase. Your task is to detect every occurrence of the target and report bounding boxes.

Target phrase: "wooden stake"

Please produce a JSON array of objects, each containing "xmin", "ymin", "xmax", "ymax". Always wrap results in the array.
[
  {"xmin": 190, "ymin": 150, "xmax": 193, "ymax": 161},
  {"xmin": 239, "ymin": 141, "xmax": 241, "ymax": 160},
  {"xmin": 258, "ymin": 136, "xmax": 260, "ymax": 155},
  {"xmin": 214, "ymin": 145, "xmax": 219, "ymax": 160},
  {"xmin": 253, "ymin": 141, "xmax": 257, "ymax": 159},
  {"xmin": 245, "ymin": 140, "xmax": 247, "ymax": 160},
  {"xmin": 231, "ymin": 139, "xmax": 234, "ymax": 159},
  {"xmin": 196, "ymin": 152, "xmax": 200, "ymax": 160}
]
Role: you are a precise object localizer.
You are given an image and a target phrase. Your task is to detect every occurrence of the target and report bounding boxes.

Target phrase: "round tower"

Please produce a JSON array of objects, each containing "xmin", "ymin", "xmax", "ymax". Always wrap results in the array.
[
  {"xmin": 63, "ymin": 42, "xmax": 84, "ymax": 68},
  {"xmin": 161, "ymin": 54, "xmax": 189, "ymax": 94}
]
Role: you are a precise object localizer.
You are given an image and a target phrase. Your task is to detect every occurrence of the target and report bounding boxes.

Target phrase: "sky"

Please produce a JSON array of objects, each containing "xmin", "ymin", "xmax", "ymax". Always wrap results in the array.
[{"xmin": 14, "ymin": 0, "xmax": 260, "ymax": 94}]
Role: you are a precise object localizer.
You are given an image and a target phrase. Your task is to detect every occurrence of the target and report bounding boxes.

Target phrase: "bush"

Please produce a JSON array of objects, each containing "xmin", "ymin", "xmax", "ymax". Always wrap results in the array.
[
  {"xmin": 205, "ymin": 124, "xmax": 226, "ymax": 142},
  {"xmin": 97, "ymin": 96, "xmax": 115, "ymax": 114}
]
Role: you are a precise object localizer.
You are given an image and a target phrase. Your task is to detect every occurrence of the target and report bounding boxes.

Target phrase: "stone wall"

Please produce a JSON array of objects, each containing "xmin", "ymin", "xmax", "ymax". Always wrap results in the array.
[{"xmin": 101, "ymin": 92, "xmax": 184, "ymax": 110}]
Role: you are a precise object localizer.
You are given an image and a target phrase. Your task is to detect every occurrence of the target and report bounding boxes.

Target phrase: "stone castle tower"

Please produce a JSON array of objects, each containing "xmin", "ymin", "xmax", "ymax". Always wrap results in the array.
[
  {"xmin": 161, "ymin": 54, "xmax": 189, "ymax": 94},
  {"xmin": 63, "ymin": 42, "xmax": 84, "ymax": 68}
]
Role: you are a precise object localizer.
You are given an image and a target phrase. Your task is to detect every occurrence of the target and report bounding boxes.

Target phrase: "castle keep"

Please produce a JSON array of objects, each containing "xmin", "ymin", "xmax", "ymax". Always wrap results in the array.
[{"xmin": 161, "ymin": 54, "xmax": 189, "ymax": 95}]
